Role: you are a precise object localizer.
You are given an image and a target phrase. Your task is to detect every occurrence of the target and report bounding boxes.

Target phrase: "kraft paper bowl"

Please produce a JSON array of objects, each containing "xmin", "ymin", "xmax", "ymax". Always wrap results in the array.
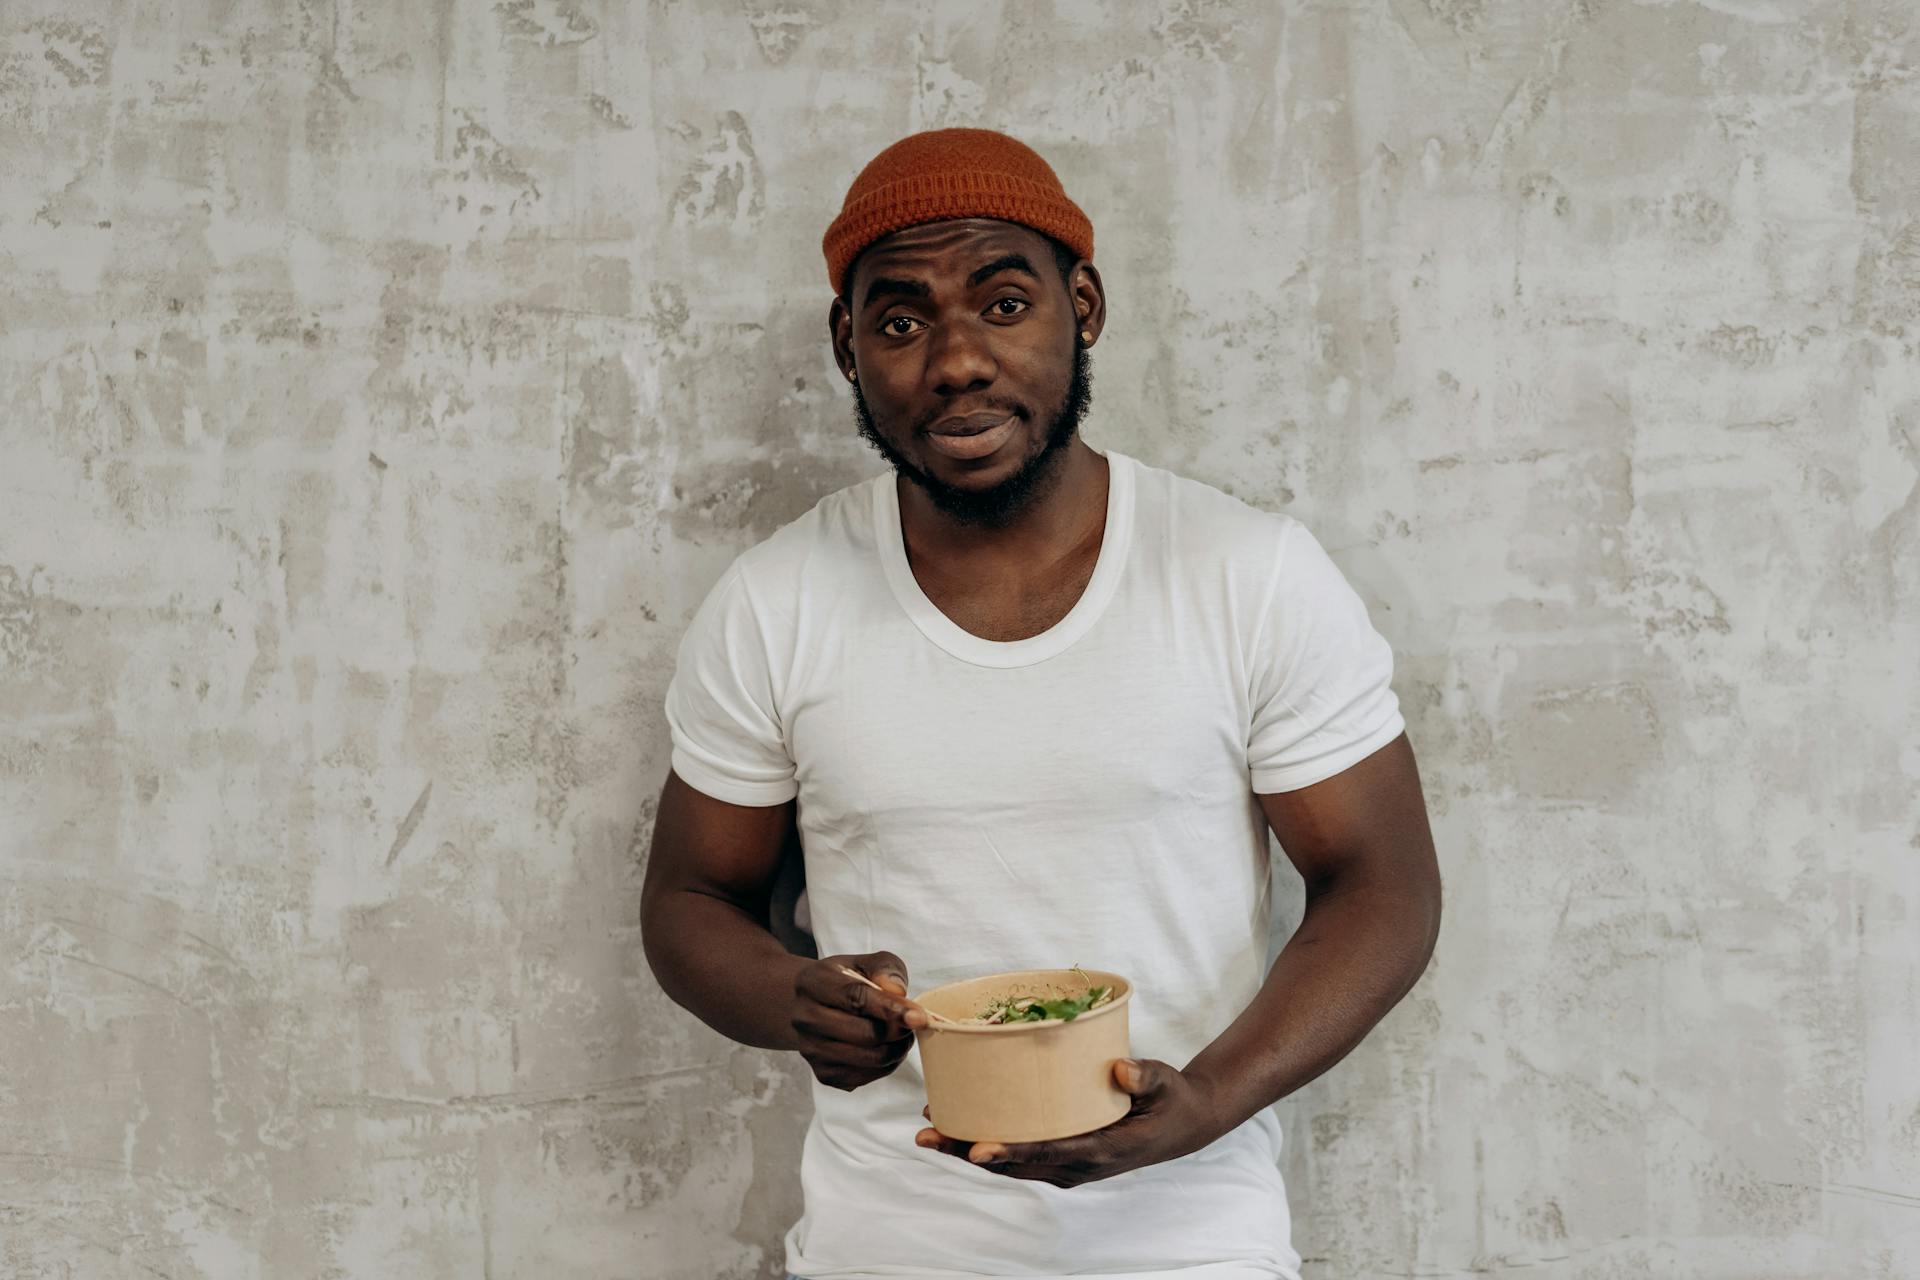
[{"xmin": 912, "ymin": 968, "xmax": 1133, "ymax": 1143}]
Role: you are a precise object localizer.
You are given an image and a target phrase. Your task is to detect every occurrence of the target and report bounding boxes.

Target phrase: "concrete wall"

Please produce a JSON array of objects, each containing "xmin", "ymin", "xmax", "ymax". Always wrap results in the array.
[{"xmin": 3, "ymin": 1, "xmax": 1916, "ymax": 1276}]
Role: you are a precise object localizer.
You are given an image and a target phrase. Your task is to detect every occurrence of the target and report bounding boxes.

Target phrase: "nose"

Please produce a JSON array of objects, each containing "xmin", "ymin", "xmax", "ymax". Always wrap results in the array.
[{"xmin": 926, "ymin": 318, "xmax": 997, "ymax": 398}]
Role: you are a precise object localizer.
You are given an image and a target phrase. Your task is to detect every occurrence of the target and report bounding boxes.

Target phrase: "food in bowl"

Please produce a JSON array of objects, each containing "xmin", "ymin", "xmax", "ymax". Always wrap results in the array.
[{"xmin": 972, "ymin": 969, "xmax": 1116, "ymax": 1023}]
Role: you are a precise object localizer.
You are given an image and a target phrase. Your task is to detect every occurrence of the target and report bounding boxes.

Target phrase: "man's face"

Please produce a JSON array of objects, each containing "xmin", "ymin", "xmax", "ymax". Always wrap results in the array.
[{"xmin": 832, "ymin": 219, "xmax": 1101, "ymax": 527}]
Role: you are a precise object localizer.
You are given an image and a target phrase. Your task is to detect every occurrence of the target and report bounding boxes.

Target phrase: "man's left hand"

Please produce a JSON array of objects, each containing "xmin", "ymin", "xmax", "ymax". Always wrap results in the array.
[{"xmin": 913, "ymin": 1058, "xmax": 1221, "ymax": 1189}]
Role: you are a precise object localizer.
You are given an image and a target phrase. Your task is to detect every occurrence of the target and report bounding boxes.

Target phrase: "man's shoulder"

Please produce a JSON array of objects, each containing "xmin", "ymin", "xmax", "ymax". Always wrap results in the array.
[
  {"xmin": 729, "ymin": 465, "xmax": 882, "ymax": 597},
  {"xmin": 1126, "ymin": 451, "xmax": 1302, "ymax": 567}
]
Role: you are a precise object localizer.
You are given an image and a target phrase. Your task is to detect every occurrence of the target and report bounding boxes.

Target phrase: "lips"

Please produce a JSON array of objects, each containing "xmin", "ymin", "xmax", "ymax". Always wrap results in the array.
[
  {"xmin": 923, "ymin": 413, "xmax": 1018, "ymax": 461},
  {"xmin": 928, "ymin": 410, "xmax": 1018, "ymax": 437}
]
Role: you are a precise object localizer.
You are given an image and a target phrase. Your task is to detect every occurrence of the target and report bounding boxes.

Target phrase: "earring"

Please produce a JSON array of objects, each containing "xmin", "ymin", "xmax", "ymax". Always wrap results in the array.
[
  {"xmin": 1080, "ymin": 330, "xmax": 1093, "ymax": 343},
  {"xmin": 847, "ymin": 368, "xmax": 857, "ymax": 382}
]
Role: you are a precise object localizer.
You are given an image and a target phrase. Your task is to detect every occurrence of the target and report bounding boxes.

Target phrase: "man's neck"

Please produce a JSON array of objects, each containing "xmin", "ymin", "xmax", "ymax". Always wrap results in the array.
[{"xmin": 897, "ymin": 439, "xmax": 1108, "ymax": 576}]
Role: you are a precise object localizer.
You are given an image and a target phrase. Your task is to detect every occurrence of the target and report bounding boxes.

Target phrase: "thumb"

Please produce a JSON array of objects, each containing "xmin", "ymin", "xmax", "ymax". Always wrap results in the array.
[
  {"xmin": 860, "ymin": 953, "xmax": 910, "ymax": 996},
  {"xmin": 1113, "ymin": 1057, "xmax": 1173, "ymax": 1096}
]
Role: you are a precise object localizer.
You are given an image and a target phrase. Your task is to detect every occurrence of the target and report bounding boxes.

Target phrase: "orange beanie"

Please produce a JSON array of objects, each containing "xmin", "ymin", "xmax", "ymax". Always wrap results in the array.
[{"xmin": 822, "ymin": 128, "xmax": 1094, "ymax": 293}]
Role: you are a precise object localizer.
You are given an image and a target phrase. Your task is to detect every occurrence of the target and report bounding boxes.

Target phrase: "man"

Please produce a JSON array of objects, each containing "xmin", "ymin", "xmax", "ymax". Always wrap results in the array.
[{"xmin": 641, "ymin": 128, "xmax": 1441, "ymax": 1280}]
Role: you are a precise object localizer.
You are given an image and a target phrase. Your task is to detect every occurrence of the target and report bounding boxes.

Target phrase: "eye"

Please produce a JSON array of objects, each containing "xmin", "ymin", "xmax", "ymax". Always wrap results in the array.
[
  {"xmin": 989, "ymin": 297, "xmax": 1030, "ymax": 317},
  {"xmin": 881, "ymin": 315, "xmax": 922, "ymax": 337}
]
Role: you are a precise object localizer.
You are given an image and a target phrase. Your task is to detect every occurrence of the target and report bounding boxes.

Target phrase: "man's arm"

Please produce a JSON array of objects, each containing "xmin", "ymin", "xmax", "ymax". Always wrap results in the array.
[
  {"xmin": 640, "ymin": 770, "xmax": 809, "ymax": 1051},
  {"xmin": 1182, "ymin": 731, "xmax": 1441, "ymax": 1134},
  {"xmin": 641, "ymin": 770, "xmax": 928, "ymax": 1083}
]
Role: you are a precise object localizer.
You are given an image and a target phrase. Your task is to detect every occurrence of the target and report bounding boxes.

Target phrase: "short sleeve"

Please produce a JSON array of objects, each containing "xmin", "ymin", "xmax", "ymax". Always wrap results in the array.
[
  {"xmin": 663, "ymin": 563, "xmax": 799, "ymax": 807},
  {"xmin": 1246, "ymin": 520, "xmax": 1406, "ymax": 793}
]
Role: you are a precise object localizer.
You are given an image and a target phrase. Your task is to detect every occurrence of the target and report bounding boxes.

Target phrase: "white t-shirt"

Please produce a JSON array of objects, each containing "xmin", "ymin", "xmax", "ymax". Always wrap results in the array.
[{"xmin": 665, "ymin": 449, "xmax": 1404, "ymax": 1280}]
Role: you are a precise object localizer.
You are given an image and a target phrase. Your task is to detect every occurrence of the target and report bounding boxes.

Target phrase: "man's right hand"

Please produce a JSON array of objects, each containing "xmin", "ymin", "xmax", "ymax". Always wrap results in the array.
[{"xmin": 791, "ymin": 952, "xmax": 929, "ymax": 1091}]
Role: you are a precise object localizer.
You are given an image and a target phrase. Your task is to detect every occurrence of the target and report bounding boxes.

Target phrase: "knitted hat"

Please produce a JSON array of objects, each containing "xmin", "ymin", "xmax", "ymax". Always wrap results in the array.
[{"xmin": 822, "ymin": 128, "xmax": 1094, "ymax": 293}]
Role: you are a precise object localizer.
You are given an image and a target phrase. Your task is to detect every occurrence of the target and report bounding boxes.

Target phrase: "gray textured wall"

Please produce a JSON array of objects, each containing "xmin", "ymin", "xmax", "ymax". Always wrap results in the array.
[{"xmin": 3, "ymin": 1, "xmax": 1917, "ymax": 1276}]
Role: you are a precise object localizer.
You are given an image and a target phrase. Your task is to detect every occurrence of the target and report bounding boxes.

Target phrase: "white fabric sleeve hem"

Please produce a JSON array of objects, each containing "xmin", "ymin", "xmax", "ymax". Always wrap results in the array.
[
  {"xmin": 1250, "ymin": 708, "xmax": 1405, "ymax": 795},
  {"xmin": 671, "ymin": 748, "xmax": 800, "ymax": 808}
]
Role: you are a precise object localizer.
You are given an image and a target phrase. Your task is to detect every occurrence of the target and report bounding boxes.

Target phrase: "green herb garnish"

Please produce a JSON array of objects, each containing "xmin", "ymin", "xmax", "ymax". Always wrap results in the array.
[{"xmin": 975, "ymin": 967, "xmax": 1116, "ymax": 1024}]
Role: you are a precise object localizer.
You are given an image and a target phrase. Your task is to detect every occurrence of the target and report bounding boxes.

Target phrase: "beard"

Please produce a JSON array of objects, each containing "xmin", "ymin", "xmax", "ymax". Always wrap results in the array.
[{"xmin": 852, "ymin": 341, "xmax": 1094, "ymax": 528}]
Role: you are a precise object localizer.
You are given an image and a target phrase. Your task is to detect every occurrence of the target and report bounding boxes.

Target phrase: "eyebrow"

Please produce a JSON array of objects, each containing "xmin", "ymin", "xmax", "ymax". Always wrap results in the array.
[
  {"xmin": 965, "ymin": 253, "xmax": 1040, "ymax": 288},
  {"xmin": 860, "ymin": 276, "xmax": 930, "ymax": 311},
  {"xmin": 859, "ymin": 253, "xmax": 1043, "ymax": 312}
]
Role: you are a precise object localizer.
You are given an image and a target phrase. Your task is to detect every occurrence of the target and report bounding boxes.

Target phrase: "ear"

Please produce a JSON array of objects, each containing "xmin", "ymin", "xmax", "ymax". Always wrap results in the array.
[
  {"xmin": 1067, "ymin": 261, "xmax": 1107, "ymax": 345},
  {"xmin": 828, "ymin": 294, "xmax": 856, "ymax": 383}
]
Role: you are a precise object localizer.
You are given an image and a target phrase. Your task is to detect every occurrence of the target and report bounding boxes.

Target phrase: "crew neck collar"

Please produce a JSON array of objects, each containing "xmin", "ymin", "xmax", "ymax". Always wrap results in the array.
[{"xmin": 872, "ymin": 450, "xmax": 1136, "ymax": 669}]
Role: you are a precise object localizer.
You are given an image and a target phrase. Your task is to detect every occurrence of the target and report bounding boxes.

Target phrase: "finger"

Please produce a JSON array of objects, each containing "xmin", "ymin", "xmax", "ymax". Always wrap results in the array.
[
  {"xmin": 967, "ymin": 1116, "xmax": 1129, "ymax": 1169},
  {"xmin": 847, "ymin": 960, "xmax": 931, "ymax": 1031},
  {"xmin": 801, "ymin": 975, "xmax": 924, "ymax": 1034},
  {"xmin": 854, "ymin": 951, "xmax": 911, "ymax": 993},
  {"xmin": 802, "ymin": 965, "xmax": 927, "ymax": 1032},
  {"xmin": 911, "ymin": 1129, "xmax": 1095, "ymax": 1175},
  {"xmin": 964, "ymin": 1140, "xmax": 1108, "ymax": 1186},
  {"xmin": 799, "ymin": 1017, "xmax": 912, "ymax": 1065},
  {"xmin": 835, "ymin": 953, "xmax": 913, "ymax": 1004},
  {"xmin": 845, "ymin": 978, "xmax": 928, "ymax": 1032},
  {"xmin": 794, "ymin": 1004, "xmax": 911, "ymax": 1049},
  {"xmin": 848, "ymin": 955, "xmax": 913, "ymax": 1005},
  {"xmin": 971, "ymin": 1162, "xmax": 1090, "ymax": 1188},
  {"xmin": 961, "ymin": 1137, "xmax": 1086, "ymax": 1167},
  {"xmin": 806, "ymin": 1036, "xmax": 909, "ymax": 1070},
  {"xmin": 911, "ymin": 1136, "xmax": 1093, "ymax": 1186},
  {"xmin": 913, "ymin": 1127, "xmax": 975, "ymax": 1161},
  {"xmin": 1112, "ymin": 1057, "xmax": 1175, "ymax": 1097}
]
